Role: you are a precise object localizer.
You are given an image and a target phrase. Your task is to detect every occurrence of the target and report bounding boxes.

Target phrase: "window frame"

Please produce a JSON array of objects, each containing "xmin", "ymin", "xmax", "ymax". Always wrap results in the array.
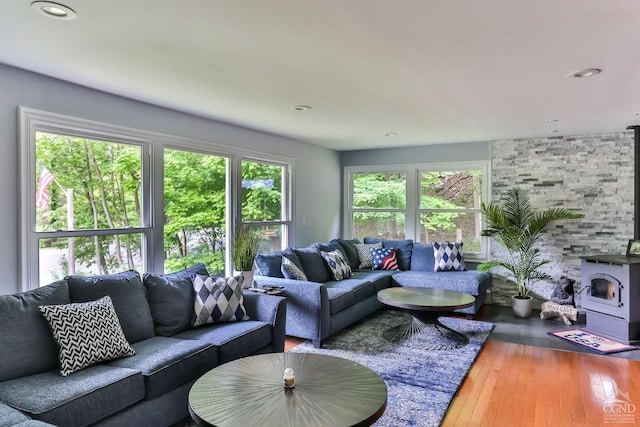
[
  {"xmin": 344, "ymin": 161, "xmax": 491, "ymax": 261},
  {"xmin": 19, "ymin": 107, "xmax": 293, "ymax": 290}
]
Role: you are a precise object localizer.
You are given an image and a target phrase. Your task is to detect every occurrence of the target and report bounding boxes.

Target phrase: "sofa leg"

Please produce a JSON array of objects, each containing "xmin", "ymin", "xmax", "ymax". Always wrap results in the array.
[{"xmin": 312, "ymin": 339, "xmax": 323, "ymax": 348}]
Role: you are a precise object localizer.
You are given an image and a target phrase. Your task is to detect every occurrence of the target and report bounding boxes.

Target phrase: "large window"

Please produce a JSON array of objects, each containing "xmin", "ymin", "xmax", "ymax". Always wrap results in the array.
[
  {"xmin": 345, "ymin": 162, "xmax": 490, "ymax": 260},
  {"xmin": 20, "ymin": 108, "xmax": 292, "ymax": 289}
]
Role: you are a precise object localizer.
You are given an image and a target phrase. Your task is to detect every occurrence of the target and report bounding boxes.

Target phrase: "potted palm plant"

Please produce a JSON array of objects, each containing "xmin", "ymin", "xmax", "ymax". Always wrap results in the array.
[
  {"xmin": 232, "ymin": 224, "xmax": 261, "ymax": 289},
  {"xmin": 478, "ymin": 187, "xmax": 583, "ymax": 317}
]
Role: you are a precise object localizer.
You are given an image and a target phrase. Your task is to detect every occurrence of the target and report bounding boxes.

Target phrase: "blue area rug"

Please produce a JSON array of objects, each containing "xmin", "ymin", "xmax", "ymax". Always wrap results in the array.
[{"xmin": 289, "ymin": 309, "xmax": 494, "ymax": 427}]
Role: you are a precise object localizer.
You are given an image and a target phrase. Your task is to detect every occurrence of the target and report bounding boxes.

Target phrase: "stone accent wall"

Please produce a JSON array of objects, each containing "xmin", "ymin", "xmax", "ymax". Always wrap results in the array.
[{"xmin": 490, "ymin": 131, "xmax": 634, "ymax": 305}]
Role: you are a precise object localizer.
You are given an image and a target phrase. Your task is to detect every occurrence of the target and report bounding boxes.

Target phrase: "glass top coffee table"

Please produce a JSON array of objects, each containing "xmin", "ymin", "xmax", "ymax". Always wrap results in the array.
[
  {"xmin": 189, "ymin": 352, "xmax": 387, "ymax": 427},
  {"xmin": 377, "ymin": 287, "xmax": 476, "ymax": 350}
]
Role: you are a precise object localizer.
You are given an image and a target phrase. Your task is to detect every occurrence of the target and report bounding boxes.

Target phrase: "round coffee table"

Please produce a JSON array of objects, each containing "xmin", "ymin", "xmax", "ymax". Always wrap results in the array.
[
  {"xmin": 377, "ymin": 287, "xmax": 476, "ymax": 350},
  {"xmin": 189, "ymin": 352, "xmax": 387, "ymax": 427}
]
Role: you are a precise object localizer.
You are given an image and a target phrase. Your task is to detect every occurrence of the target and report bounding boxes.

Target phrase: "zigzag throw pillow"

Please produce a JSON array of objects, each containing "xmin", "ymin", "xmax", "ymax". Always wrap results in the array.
[
  {"xmin": 281, "ymin": 256, "xmax": 308, "ymax": 281},
  {"xmin": 371, "ymin": 247, "xmax": 399, "ymax": 270},
  {"xmin": 39, "ymin": 296, "xmax": 135, "ymax": 376},
  {"xmin": 192, "ymin": 274, "xmax": 249, "ymax": 326},
  {"xmin": 433, "ymin": 241, "xmax": 465, "ymax": 272}
]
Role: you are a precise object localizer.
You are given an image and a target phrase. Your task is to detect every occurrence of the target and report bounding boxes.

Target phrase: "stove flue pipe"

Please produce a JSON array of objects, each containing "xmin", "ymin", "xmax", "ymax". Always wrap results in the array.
[{"xmin": 628, "ymin": 125, "xmax": 640, "ymax": 241}]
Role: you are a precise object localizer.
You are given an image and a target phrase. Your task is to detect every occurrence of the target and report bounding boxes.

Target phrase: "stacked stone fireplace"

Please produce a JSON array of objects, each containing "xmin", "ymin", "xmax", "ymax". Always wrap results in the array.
[{"xmin": 580, "ymin": 125, "xmax": 640, "ymax": 344}]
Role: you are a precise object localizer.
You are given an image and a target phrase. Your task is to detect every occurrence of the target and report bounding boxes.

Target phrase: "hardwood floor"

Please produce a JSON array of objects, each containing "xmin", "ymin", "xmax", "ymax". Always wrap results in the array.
[{"xmin": 443, "ymin": 339, "xmax": 640, "ymax": 426}]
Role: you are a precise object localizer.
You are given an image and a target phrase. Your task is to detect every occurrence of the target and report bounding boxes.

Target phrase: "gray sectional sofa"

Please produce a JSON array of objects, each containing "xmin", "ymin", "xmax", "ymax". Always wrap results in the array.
[
  {"xmin": 0, "ymin": 265, "xmax": 286, "ymax": 427},
  {"xmin": 254, "ymin": 237, "xmax": 492, "ymax": 347}
]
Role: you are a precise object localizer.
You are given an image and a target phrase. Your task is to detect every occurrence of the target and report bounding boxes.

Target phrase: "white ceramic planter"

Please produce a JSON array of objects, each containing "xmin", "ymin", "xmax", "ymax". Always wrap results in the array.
[{"xmin": 512, "ymin": 295, "xmax": 533, "ymax": 318}]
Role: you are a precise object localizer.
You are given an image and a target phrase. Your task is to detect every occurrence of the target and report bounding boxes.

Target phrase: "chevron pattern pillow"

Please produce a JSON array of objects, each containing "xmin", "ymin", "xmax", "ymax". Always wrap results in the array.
[
  {"xmin": 192, "ymin": 274, "xmax": 249, "ymax": 326},
  {"xmin": 371, "ymin": 247, "xmax": 399, "ymax": 271},
  {"xmin": 281, "ymin": 256, "xmax": 308, "ymax": 281},
  {"xmin": 321, "ymin": 249, "xmax": 353, "ymax": 280},
  {"xmin": 39, "ymin": 296, "xmax": 135, "ymax": 376},
  {"xmin": 433, "ymin": 241, "xmax": 465, "ymax": 272}
]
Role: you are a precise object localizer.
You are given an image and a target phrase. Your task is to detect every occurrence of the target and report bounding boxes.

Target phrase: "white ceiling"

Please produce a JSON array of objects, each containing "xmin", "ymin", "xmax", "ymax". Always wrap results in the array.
[{"xmin": 1, "ymin": 1, "xmax": 640, "ymax": 151}]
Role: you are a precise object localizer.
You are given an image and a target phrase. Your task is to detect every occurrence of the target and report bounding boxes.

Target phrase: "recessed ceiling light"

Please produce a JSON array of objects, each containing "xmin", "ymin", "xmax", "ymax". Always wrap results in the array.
[
  {"xmin": 567, "ymin": 68, "xmax": 602, "ymax": 78},
  {"xmin": 31, "ymin": 1, "xmax": 76, "ymax": 20},
  {"xmin": 293, "ymin": 105, "xmax": 311, "ymax": 111},
  {"xmin": 385, "ymin": 132, "xmax": 397, "ymax": 137},
  {"xmin": 545, "ymin": 119, "xmax": 559, "ymax": 123}
]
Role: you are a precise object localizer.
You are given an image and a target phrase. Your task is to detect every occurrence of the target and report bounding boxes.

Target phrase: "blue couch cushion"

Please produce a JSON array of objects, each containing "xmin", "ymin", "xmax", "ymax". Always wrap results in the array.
[
  {"xmin": 313, "ymin": 240, "xmax": 348, "ymax": 262},
  {"xmin": 325, "ymin": 279, "xmax": 374, "ymax": 304},
  {"xmin": 0, "ymin": 401, "xmax": 32, "ymax": 425},
  {"xmin": 0, "ymin": 365, "xmax": 144, "ymax": 427},
  {"xmin": 326, "ymin": 288, "xmax": 354, "ymax": 314},
  {"xmin": 106, "ymin": 336, "xmax": 217, "ymax": 399},
  {"xmin": 0, "ymin": 280, "xmax": 69, "ymax": 382},
  {"xmin": 255, "ymin": 252, "xmax": 285, "ymax": 278},
  {"xmin": 363, "ymin": 238, "xmax": 413, "ymax": 271},
  {"xmin": 292, "ymin": 247, "xmax": 331, "ymax": 283},
  {"xmin": 143, "ymin": 264, "xmax": 209, "ymax": 336},
  {"xmin": 392, "ymin": 270, "xmax": 492, "ymax": 295},
  {"xmin": 350, "ymin": 270, "xmax": 395, "ymax": 292},
  {"xmin": 337, "ymin": 238, "xmax": 361, "ymax": 270},
  {"xmin": 410, "ymin": 243, "xmax": 436, "ymax": 271},
  {"xmin": 174, "ymin": 320, "xmax": 272, "ymax": 364},
  {"xmin": 66, "ymin": 270, "xmax": 155, "ymax": 344}
]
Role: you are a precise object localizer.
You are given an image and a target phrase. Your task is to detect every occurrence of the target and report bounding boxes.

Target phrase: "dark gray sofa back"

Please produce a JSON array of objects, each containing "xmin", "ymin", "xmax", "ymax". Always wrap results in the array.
[
  {"xmin": 66, "ymin": 270, "xmax": 155, "ymax": 344},
  {"xmin": 0, "ymin": 281, "xmax": 69, "ymax": 382}
]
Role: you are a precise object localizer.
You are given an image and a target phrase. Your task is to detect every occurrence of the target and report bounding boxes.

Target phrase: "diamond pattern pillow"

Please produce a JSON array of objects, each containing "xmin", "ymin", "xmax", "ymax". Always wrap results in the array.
[
  {"xmin": 39, "ymin": 296, "xmax": 135, "ymax": 376},
  {"xmin": 281, "ymin": 256, "xmax": 308, "ymax": 281},
  {"xmin": 371, "ymin": 247, "xmax": 399, "ymax": 271},
  {"xmin": 355, "ymin": 242, "xmax": 383, "ymax": 269},
  {"xmin": 192, "ymin": 274, "xmax": 249, "ymax": 326},
  {"xmin": 321, "ymin": 249, "xmax": 353, "ymax": 280},
  {"xmin": 433, "ymin": 241, "xmax": 465, "ymax": 272}
]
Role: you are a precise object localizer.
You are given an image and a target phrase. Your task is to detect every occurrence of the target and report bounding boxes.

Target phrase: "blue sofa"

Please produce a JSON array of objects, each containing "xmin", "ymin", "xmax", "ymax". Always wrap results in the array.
[
  {"xmin": 0, "ymin": 265, "xmax": 286, "ymax": 427},
  {"xmin": 254, "ymin": 238, "xmax": 492, "ymax": 347}
]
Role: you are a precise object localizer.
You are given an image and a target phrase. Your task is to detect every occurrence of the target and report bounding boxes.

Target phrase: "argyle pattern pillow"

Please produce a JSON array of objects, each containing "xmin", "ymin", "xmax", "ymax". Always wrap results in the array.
[
  {"xmin": 355, "ymin": 242, "xmax": 383, "ymax": 269},
  {"xmin": 321, "ymin": 249, "xmax": 353, "ymax": 280},
  {"xmin": 371, "ymin": 247, "xmax": 400, "ymax": 270},
  {"xmin": 281, "ymin": 256, "xmax": 308, "ymax": 281},
  {"xmin": 192, "ymin": 274, "xmax": 249, "ymax": 326},
  {"xmin": 433, "ymin": 241, "xmax": 465, "ymax": 272},
  {"xmin": 39, "ymin": 296, "xmax": 135, "ymax": 376}
]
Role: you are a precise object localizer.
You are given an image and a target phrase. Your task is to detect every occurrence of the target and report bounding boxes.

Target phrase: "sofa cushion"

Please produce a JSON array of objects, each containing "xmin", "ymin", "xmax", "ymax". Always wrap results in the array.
[
  {"xmin": 192, "ymin": 275, "xmax": 249, "ymax": 326},
  {"xmin": 410, "ymin": 243, "xmax": 436, "ymax": 271},
  {"xmin": 0, "ymin": 281, "xmax": 69, "ymax": 382},
  {"xmin": 281, "ymin": 256, "xmax": 308, "ymax": 281},
  {"xmin": 325, "ymin": 279, "xmax": 374, "ymax": 304},
  {"xmin": 392, "ymin": 270, "xmax": 491, "ymax": 295},
  {"xmin": 371, "ymin": 247, "xmax": 399, "ymax": 271},
  {"xmin": 105, "ymin": 336, "xmax": 217, "ymax": 399},
  {"xmin": 326, "ymin": 287, "xmax": 354, "ymax": 314},
  {"xmin": 434, "ymin": 241, "xmax": 465, "ymax": 271},
  {"xmin": 350, "ymin": 270, "xmax": 395, "ymax": 292},
  {"xmin": 143, "ymin": 263, "xmax": 209, "ymax": 336},
  {"xmin": 0, "ymin": 365, "xmax": 144, "ymax": 427},
  {"xmin": 320, "ymin": 249, "xmax": 352, "ymax": 280},
  {"xmin": 313, "ymin": 240, "xmax": 348, "ymax": 262},
  {"xmin": 363, "ymin": 238, "xmax": 413, "ymax": 271},
  {"xmin": 255, "ymin": 252, "xmax": 285, "ymax": 278},
  {"xmin": 0, "ymin": 401, "xmax": 32, "ymax": 425},
  {"xmin": 336, "ymin": 238, "xmax": 361, "ymax": 270},
  {"xmin": 174, "ymin": 320, "xmax": 272, "ymax": 364},
  {"xmin": 39, "ymin": 296, "xmax": 136, "ymax": 376},
  {"xmin": 292, "ymin": 246, "xmax": 331, "ymax": 282},
  {"xmin": 354, "ymin": 242, "xmax": 383, "ymax": 269},
  {"xmin": 66, "ymin": 270, "xmax": 155, "ymax": 344}
]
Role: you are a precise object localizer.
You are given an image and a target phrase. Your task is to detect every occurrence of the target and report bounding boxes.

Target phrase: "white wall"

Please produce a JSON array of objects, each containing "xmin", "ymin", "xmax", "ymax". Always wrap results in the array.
[{"xmin": 0, "ymin": 64, "xmax": 341, "ymax": 294}]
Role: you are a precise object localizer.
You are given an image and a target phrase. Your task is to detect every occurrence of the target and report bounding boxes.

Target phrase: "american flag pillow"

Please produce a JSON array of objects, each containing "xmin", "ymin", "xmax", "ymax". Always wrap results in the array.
[{"xmin": 371, "ymin": 248, "xmax": 399, "ymax": 271}]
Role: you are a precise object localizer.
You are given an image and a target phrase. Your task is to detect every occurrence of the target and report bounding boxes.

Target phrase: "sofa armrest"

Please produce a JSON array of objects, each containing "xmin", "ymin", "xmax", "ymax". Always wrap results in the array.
[
  {"xmin": 254, "ymin": 276, "xmax": 330, "ymax": 342},
  {"xmin": 243, "ymin": 293, "xmax": 287, "ymax": 352}
]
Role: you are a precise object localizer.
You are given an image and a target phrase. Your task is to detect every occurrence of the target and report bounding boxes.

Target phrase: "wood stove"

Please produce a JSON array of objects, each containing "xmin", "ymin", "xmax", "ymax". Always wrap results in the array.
[{"xmin": 580, "ymin": 255, "xmax": 640, "ymax": 343}]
